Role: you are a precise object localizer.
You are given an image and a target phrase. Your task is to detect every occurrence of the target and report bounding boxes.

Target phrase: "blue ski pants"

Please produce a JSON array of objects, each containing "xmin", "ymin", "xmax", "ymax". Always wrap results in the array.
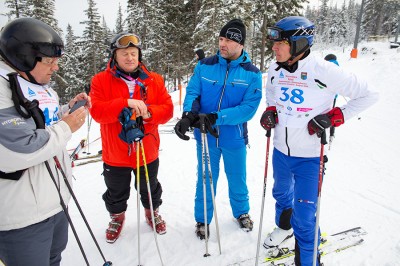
[
  {"xmin": 0, "ymin": 211, "xmax": 68, "ymax": 266},
  {"xmin": 272, "ymin": 148, "xmax": 321, "ymax": 266},
  {"xmin": 194, "ymin": 142, "xmax": 249, "ymax": 224}
]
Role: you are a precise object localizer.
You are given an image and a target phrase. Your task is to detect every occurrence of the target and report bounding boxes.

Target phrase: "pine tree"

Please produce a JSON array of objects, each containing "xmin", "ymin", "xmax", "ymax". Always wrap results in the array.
[
  {"xmin": 79, "ymin": 0, "xmax": 107, "ymax": 83},
  {"xmin": 4, "ymin": 0, "xmax": 33, "ymax": 18},
  {"xmin": 59, "ymin": 24, "xmax": 85, "ymax": 104},
  {"xmin": 31, "ymin": 0, "xmax": 62, "ymax": 34},
  {"xmin": 115, "ymin": 3, "xmax": 124, "ymax": 33}
]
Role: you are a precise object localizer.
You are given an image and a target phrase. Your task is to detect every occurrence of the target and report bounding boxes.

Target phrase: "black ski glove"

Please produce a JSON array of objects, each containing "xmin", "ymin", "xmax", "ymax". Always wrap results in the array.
[
  {"xmin": 174, "ymin": 112, "xmax": 199, "ymax": 141},
  {"xmin": 260, "ymin": 106, "xmax": 278, "ymax": 130},
  {"xmin": 194, "ymin": 113, "xmax": 219, "ymax": 138},
  {"xmin": 308, "ymin": 114, "xmax": 332, "ymax": 138}
]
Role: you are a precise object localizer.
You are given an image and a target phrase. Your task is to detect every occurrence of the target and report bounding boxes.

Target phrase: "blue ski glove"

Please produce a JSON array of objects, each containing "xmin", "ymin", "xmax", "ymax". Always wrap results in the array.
[{"xmin": 118, "ymin": 107, "xmax": 144, "ymax": 143}]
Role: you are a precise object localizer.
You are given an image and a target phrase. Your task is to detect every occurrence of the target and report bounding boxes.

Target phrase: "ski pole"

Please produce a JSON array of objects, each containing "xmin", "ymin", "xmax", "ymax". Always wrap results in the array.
[
  {"xmin": 312, "ymin": 130, "xmax": 327, "ymax": 266},
  {"xmin": 198, "ymin": 114, "xmax": 221, "ymax": 256},
  {"xmin": 136, "ymin": 141, "xmax": 142, "ymax": 266},
  {"xmin": 53, "ymin": 157, "xmax": 112, "ymax": 266},
  {"xmin": 255, "ymin": 129, "xmax": 271, "ymax": 266},
  {"xmin": 84, "ymin": 115, "xmax": 93, "ymax": 154},
  {"xmin": 139, "ymin": 139, "xmax": 165, "ymax": 266},
  {"xmin": 70, "ymin": 138, "xmax": 86, "ymax": 160},
  {"xmin": 200, "ymin": 130, "xmax": 210, "ymax": 257},
  {"xmin": 203, "ymin": 126, "xmax": 222, "ymax": 255},
  {"xmin": 44, "ymin": 161, "xmax": 90, "ymax": 266},
  {"xmin": 328, "ymin": 96, "xmax": 337, "ymax": 150}
]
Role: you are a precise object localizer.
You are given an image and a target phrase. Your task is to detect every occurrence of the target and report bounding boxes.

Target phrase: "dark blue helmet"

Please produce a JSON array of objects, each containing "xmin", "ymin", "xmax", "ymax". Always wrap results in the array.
[{"xmin": 267, "ymin": 16, "xmax": 315, "ymax": 57}]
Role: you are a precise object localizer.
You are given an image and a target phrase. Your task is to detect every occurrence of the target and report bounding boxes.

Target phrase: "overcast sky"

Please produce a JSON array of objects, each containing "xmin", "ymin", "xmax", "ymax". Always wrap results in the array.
[{"xmin": 0, "ymin": 0, "xmax": 355, "ymax": 37}]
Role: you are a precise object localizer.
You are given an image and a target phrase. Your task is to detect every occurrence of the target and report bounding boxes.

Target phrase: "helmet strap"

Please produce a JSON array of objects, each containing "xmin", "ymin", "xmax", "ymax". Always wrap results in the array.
[
  {"xmin": 24, "ymin": 71, "xmax": 40, "ymax": 85},
  {"xmin": 275, "ymin": 49, "xmax": 310, "ymax": 74}
]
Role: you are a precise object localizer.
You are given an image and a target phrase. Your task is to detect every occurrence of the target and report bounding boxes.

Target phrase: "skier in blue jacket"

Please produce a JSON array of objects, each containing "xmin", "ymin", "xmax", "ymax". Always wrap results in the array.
[{"xmin": 174, "ymin": 18, "xmax": 262, "ymax": 239}]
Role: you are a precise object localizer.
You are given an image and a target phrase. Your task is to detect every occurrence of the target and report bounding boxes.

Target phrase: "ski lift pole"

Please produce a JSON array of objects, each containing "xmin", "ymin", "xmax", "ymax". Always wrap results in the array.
[
  {"xmin": 255, "ymin": 129, "xmax": 271, "ymax": 266},
  {"xmin": 312, "ymin": 130, "xmax": 327, "ymax": 266}
]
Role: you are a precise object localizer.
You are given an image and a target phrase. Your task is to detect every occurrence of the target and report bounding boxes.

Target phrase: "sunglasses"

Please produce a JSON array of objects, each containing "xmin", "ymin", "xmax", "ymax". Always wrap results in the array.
[{"xmin": 115, "ymin": 34, "xmax": 141, "ymax": 49}]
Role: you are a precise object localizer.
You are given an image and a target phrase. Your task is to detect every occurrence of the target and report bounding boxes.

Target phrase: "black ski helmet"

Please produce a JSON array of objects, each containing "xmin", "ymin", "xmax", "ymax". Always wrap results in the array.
[
  {"xmin": 0, "ymin": 17, "xmax": 64, "ymax": 72},
  {"xmin": 110, "ymin": 32, "xmax": 142, "ymax": 62}
]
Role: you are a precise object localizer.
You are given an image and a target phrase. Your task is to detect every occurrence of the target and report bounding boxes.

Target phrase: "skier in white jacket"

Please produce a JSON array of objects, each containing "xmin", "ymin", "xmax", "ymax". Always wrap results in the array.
[
  {"xmin": 0, "ymin": 18, "xmax": 90, "ymax": 265},
  {"xmin": 260, "ymin": 16, "xmax": 379, "ymax": 266}
]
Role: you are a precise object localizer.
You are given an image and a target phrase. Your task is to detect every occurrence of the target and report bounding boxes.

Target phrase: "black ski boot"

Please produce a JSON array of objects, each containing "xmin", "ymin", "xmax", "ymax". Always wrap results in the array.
[
  {"xmin": 195, "ymin": 222, "xmax": 210, "ymax": 240},
  {"xmin": 237, "ymin": 214, "xmax": 254, "ymax": 232}
]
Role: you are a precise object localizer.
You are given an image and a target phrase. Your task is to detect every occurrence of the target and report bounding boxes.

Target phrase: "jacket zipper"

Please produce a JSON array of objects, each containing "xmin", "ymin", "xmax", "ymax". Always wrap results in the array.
[
  {"xmin": 216, "ymin": 62, "xmax": 230, "ymax": 147},
  {"xmin": 285, "ymin": 127, "xmax": 291, "ymax": 156}
]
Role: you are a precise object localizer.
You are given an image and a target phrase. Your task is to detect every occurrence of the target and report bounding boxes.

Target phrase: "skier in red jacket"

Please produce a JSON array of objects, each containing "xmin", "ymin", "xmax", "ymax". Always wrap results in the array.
[{"xmin": 90, "ymin": 32, "xmax": 173, "ymax": 243}]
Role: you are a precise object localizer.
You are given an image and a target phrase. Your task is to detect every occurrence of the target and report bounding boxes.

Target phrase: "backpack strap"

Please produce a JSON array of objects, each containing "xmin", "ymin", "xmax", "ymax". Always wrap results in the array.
[{"xmin": 0, "ymin": 73, "xmax": 46, "ymax": 180}]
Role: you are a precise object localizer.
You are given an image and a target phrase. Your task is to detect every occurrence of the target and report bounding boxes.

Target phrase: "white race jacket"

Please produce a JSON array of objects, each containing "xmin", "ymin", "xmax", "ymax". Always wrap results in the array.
[
  {"xmin": 265, "ymin": 53, "xmax": 379, "ymax": 157},
  {"xmin": 0, "ymin": 60, "xmax": 72, "ymax": 231}
]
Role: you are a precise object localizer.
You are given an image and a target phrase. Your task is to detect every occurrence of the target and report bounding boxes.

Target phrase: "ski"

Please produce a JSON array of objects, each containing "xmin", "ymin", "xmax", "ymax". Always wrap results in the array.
[
  {"xmin": 69, "ymin": 138, "xmax": 86, "ymax": 160},
  {"xmin": 264, "ymin": 227, "xmax": 366, "ymax": 264},
  {"xmin": 74, "ymin": 151, "xmax": 102, "ymax": 160},
  {"xmin": 158, "ymin": 129, "xmax": 176, "ymax": 134},
  {"xmin": 75, "ymin": 158, "xmax": 103, "ymax": 166},
  {"xmin": 264, "ymin": 238, "xmax": 365, "ymax": 266},
  {"xmin": 227, "ymin": 227, "xmax": 366, "ymax": 266}
]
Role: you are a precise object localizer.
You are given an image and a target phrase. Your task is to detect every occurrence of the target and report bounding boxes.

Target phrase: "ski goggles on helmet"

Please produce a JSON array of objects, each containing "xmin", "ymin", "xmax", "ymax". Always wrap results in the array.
[
  {"xmin": 266, "ymin": 27, "xmax": 289, "ymax": 42},
  {"xmin": 267, "ymin": 26, "xmax": 315, "ymax": 43},
  {"xmin": 114, "ymin": 34, "xmax": 141, "ymax": 49}
]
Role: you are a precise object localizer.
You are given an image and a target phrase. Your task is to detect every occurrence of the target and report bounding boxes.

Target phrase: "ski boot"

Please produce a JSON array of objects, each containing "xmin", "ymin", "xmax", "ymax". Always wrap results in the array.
[
  {"xmin": 145, "ymin": 208, "xmax": 167, "ymax": 235},
  {"xmin": 263, "ymin": 227, "xmax": 293, "ymax": 248},
  {"xmin": 195, "ymin": 222, "xmax": 210, "ymax": 240},
  {"xmin": 106, "ymin": 212, "xmax": 125, "ymax": 243},
  {"xmin": 237, "ymin": 213, "xmax": 254, "ymax": 232}
]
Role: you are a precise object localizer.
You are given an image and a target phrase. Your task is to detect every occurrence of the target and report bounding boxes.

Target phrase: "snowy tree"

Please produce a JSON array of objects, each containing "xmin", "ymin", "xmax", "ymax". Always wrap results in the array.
[
  {"xmin": 4, "ymin": 0, "xmax": 23, "ymax": 18},
  {"xmin": 79, "ymin": 0, "xmax": 108, "ymax": 83},
  {"xmin": 115, "ymin": 3, "xmax": 124, "ymax": 34},
  {"xmin": 59, "ymin": 24, "xmax": 86, "ymax": 104},
  {"xmin": 4, "ymin": 0, "xmax": 33, "ymax": 18},
  {"xmin": 31, "ymin": 0, "xmax": 62, "ymax": 34}
]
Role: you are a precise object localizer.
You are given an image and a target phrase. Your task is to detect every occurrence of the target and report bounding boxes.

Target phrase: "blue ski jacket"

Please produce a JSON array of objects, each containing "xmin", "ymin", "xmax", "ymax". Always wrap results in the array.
[{"xmin": 183, "ymin": 50, "xmax": 262, "ymax": 148}]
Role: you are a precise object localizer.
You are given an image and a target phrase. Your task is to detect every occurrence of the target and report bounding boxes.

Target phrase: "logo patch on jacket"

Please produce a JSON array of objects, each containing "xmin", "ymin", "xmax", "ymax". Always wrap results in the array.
[
  {"xmin": 28, "ymin": 87, "xmax": 36, "ymax": 97},
  {"xmin": 301, "ymin": 72, "xmax": 307, "ymax": 80}
]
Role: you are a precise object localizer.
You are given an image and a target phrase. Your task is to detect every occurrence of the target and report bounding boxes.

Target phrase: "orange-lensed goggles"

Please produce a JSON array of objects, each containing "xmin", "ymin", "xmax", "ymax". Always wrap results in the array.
[{"xmin": 115, "ymin": 34, "xmax": 141, "ymax": 48}]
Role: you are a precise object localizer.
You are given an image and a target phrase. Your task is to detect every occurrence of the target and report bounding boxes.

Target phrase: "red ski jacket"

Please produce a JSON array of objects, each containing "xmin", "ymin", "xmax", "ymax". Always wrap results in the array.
[{"xmin": 90, "ymin": 60, "xmax": 173, "ymax": 168}]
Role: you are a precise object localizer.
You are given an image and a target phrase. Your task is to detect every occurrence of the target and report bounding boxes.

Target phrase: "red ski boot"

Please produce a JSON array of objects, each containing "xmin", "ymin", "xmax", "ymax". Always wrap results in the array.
[
  {"xmin": 106, "ymin": 212, "xmax": 125, "ymax": 243},
  {"xmin": 145, "ymin": 208, "xmax": 167, "ymax": 235}
]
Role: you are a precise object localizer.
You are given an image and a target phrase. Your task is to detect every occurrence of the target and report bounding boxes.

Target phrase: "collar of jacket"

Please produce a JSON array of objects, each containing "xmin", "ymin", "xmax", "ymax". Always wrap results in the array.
[
  {"xmin": 216, "ymin": 49, "xmax": 250, "ymax": 68},
  {"xmin": 107, "ymin": 58, "xmax": 150, "ymax": 81}
]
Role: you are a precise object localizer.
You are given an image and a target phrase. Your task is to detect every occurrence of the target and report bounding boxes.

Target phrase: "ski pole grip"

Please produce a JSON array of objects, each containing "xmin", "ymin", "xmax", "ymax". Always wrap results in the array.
[
  {"xmin": 321, "ymin": 130, "xmax": 327, "ymax": 145},
  {"xmin": 265, "ymin": 129, "xmax": 271, "ymax": 138},
  {"xmin": 198, "ymin": 114, "xmax": 207, "ymax": 133},
  {"xmin": 329, "ymin": 126, "xmax": 335, "ymax": 138}
]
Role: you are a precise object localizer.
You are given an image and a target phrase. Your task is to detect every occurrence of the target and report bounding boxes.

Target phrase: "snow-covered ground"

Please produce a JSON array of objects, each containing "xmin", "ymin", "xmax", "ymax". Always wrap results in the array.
[{"xmin": 62, "ymin": 42, "xmax": 400, "ymax": 266}]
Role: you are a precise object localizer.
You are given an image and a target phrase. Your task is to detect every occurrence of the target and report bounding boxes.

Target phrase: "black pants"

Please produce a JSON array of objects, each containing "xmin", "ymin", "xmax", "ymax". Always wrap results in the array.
[{"xmin": 102, "ymin": 158, "xmax": 163, "ymax": 214}]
